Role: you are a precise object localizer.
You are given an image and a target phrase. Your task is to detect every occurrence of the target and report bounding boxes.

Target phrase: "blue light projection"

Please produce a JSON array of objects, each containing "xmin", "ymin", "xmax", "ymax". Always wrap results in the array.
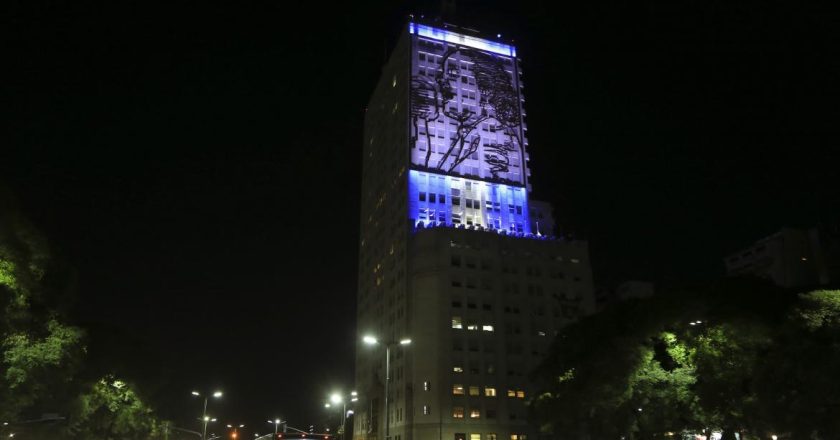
[
  {"xmin": 408, "ymin": 170, "xmax": 531, "ymax": 235},
  {"xmin": 409, "ymin": 23, "xmax": 517, "ymax": 57}
]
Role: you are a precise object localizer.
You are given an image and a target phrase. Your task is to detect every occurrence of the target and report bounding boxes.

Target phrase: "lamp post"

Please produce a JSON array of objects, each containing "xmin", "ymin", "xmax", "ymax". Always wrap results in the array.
[
  {"xmin": 267, "ymin": 419, "xmax": 286, "ymax": 437},
  {"xmin": 192, "ymin": 390, "xmax": 223, "ymax": 440},
  {"xmin": 325, "ymin": 391, "xmax": 358, "ymax": 440},
  {"xmin": 226, "ymin": 424, "xmax": 245, "ymax": 439},
  {"xmin": 362, "ymin": 335, "xmax": 411, "ymax": 440}
]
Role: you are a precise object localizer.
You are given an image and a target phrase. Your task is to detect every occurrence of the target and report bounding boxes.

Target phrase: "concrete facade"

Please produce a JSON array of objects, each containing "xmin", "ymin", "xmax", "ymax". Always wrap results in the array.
[{"xmin": 355, "ymin": 21, "xmax": 596, "ymax": 440}]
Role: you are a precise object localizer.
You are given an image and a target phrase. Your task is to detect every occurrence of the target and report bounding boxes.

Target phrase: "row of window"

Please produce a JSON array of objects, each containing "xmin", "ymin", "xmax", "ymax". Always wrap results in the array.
[
  {"xmin": 452, "ymin": 317, "xmax": 494, "ymax": 331},
  {"xmin": 454, "ymin": 434, "xmax": 526, "ymax": 440},
  {"xmin": 452, "ymin": 385, "xmax": 525, "ymax": 398}
]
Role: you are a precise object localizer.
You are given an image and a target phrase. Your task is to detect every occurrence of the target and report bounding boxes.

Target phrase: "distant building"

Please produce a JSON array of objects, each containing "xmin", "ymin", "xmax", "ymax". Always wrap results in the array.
[
  {"xmin": 724, "ymin": 227, "xmax": 835, "ymax": 289},
  {"xmin": 615, "ymin": 281, "xmax": 655, "ymax": 301},
  {"xmin": 355, "ymin": 19, "xmax": 596, "ymax": 440},
  {"xmin": 595, "ymin": 280, "xmax": 654, "ymax": 310}
]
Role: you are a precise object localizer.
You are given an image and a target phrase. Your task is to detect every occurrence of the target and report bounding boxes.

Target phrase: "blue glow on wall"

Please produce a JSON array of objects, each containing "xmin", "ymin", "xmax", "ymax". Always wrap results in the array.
[
  {"xmin": 408, "ymin": 170, "xmax": 531, "ymax": 235},
  {"xmin": 409, "ymin": 22, "xmax": 517, "ymax": 57}
]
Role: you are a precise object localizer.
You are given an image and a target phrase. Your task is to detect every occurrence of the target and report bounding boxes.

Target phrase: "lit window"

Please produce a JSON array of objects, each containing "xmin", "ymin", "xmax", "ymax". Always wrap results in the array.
[
  {"xmin": 467, "ymin": 324, "xmax": 478, "ymax": 331},
  {"xmin": 453, "ymin": 407, "xmax": 465, "ymax": 418},
  {"xmin": 469, "ymin": 409, "xmax": 480, "ymax": 419},
  {"xmin": 453, "ymin": 366, "xmax": 464, "ymax": 373},
  {"xmin": 507, "ymin": 390, "xmax": 516, "ymax": 397},
  {"xmin": 453, "ymin": 385, "xmax": 465, "ymax": 395},
  {"xmin": 424, "ymin": 381, "xmax": 431, "ymax": 391},
  {"xmin": 516, "ymin": 390, "xmax": 525, "ymax": 398},
  {"xmin": 488, "ymin": 435, "xmax": 497, "ymax": 440},
  {"xmin": 392, "ymin": 75, "xmax": 397, "ymax": 87},
  {"xmin": 423, "ymin": 405, "xmax": 431, "ymax": 415},
  {"xmin": 482, "ymin": 325, "xmax": 494, "ymax": 332},
  {"xmin": 469, "ymin": 386, "xmax": 480, "ymax": 396},
  {"xmin": 471, "ymin": 435, "xmax": 481, "ymax": 440},
  {"xmin": 485, "ymin": 387, "xmax": 497, "ymax": 397},
  {"xmin": 452, "ymin": 317, "xmax": 463, "ymax": 329}
]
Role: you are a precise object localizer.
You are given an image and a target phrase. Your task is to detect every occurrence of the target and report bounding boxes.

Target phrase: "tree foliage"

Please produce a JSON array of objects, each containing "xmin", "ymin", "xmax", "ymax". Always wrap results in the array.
[
  {"xmin": 64, "ymin": 375, "xmax": 164, "ymax": 440},
  {"xmin": 532, "ymin": 279, "xmax": 840, "ymax": 439},
  {"xmin": 1, "ymin": 190, "xmax": 165, "ymax": 438}
]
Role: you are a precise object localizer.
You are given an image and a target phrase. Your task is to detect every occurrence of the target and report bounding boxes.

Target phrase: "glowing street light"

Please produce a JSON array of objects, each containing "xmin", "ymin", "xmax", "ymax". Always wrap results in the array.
[
  {"xmin": 268, "ymin": 419, "xmax": 286, "ymax": 437},
  {"xmin": 324, "ymin": 391, "xmax": 359, "ymax": 440},
  {"xmin": 192, "ymin": 389, "xmax": 223, "ymax": 440},
  {"xmin": 362, "ymin": 335, "xmax": 411, "ymax": 440},
  {"xmin": 227, "ymin": 423, "xmax": 245, "ymax": 439}
]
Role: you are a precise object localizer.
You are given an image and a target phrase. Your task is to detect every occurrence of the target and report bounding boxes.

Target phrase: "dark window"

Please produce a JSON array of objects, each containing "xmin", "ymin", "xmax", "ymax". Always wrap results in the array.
[
  {"xmin": 429, "ymin": 193, "xmax": 437, "ymax": 203},
  {"xmin": 419, "ymin": 192, "xmax": 426, "ymax": 202}
]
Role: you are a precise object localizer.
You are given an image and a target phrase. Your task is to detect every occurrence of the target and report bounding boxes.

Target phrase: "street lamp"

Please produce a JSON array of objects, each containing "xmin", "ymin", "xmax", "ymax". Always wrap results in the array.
[
  {"xmin": 267, "ymin": 419, "xmax": 286, "ymax": 437},
  {"xmin": 192, "ymin": 390, "xmax": 223, "ymax": 440},
  {"xmin": 362, "ymin": 335, "xmax": 411, "ymax": 440},
  {"xmin": 227, "ymin": 424, "xmax": 245, "ymax": 439},
  {"xmin": 324, "ymin": 391, "xmax": 358, "ymax": 440}
]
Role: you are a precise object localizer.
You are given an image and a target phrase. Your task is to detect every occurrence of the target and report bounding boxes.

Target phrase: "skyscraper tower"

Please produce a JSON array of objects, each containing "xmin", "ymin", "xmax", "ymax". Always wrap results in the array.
[{"xmin": 355, "ymin": 19, "xmax": 595, "ymax": 440}]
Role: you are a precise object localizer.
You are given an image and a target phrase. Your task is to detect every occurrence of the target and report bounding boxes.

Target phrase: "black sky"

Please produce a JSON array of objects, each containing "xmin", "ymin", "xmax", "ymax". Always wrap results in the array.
[{"xmin": 4, "ymin": 0, "xmax": 838, "ymax": 435}]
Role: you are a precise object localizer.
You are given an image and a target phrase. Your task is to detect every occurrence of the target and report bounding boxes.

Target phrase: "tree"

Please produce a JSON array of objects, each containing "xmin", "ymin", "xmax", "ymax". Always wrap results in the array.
[
  {"xmin": 1, "ymin": 189, "xmax": 166, "ymax": 439},
  {"xmin": 64, "ymin": 375, "xmax": 165, "ymax": 440},
  {"xmin": 531, "ymin": 278, "xmax": 808, "ymax": 439},
  {"xmin": 0, "ymin": 190, "xmax": 87, "ymax": 421},
  {"xmin": 752, "ymin": 290, "xmax": 840, "ymax": 439}
]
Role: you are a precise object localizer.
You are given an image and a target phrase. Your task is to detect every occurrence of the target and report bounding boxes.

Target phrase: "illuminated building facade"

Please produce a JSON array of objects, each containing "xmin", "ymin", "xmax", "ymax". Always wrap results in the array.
[{"xmin": 356, "ymin": 20, "xmax": 595, "ymax": 440}]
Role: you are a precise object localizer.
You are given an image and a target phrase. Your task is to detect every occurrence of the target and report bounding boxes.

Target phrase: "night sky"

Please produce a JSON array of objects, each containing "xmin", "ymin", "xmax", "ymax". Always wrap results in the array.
[{"xmin": 4, "ymin": 0, "xmax": 837, "ymax": 435}]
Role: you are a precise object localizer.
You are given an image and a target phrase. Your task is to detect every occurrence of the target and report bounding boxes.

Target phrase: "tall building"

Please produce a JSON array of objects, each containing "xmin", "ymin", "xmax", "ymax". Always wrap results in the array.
[
  {"xmin": 724, "ymin": 227, "xmax": 837, "ymax": 289},
  {"xmin": 355, "ymin": 20, "xmax": 596, "ymax": 440}
]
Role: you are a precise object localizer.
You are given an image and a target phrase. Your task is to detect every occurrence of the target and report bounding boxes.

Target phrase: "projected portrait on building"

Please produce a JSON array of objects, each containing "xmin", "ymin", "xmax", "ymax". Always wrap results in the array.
[{"xmin": 410, "ymin": 40, "xmax": 526, "ymax": 185}]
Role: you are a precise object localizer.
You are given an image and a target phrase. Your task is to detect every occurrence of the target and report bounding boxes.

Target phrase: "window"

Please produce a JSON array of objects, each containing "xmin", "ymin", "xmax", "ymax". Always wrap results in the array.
[
  {"xmin": 455, "ymin": 434, "xmax": 466, "ymax": 440},
  {"xmin": 486, "ymin": 410, "xmax": 497, "ymax": 419},
  {"xmin": 471, "ymin": 435, "xmax": 481, "ymax": 440},
  {"xmin": 452, "ymin": 301, "xmax": 462, "ymax": 308},
  {"xmin": 467, "ymin": 324, "xmax": 478, "ymax": 331},
  {"xmin": 469, "ymin": 409, "xmax": 481, "ymax": 419},
  {"xmin": 485, "ymin": 387, "xmax": 497, "ymax": 397},
  {"xmin": 507, "ymin": 390, "xmax": 516, "ymax": 397},
  {"xmin": 488, "ymin": 435, "xmax": 497, "ymax": 440},
  {"xmin": 429, "ymin": 193, "xmax": 437, "ymax": 203},
  {"xmin": 516, "ymin": 390, "xmax": 525, "ymax": 398},
  {"xmin": 424, "ymin": 381, "xmax": 431, "ymax": 391},
  {"xmin": 451, "ymin": 255, "xmax": 462, "ymax": 267},
  {"xmin": 439, "ymin": 194, "xmax": 446, "ymax": 204},
  {"xmin": 453, "ymin": 196, "xmax": 461, "ymax": 206},
  {"xmin": 423, "ymin": 405, "xmax": 431, "ymax": 415},
  {"xmin": 482, "ymin": 325, "xmax": 494, "ymax": 332},
  {"xmin": 453, "ymin": 385, "xmax": 465, "ymax": 395},
  {"xmin": 453, "ymin": 366, "xmax": 464, "ymax": 373},
  {"xmin": 453, "ymin": 407, "xmax": 465, "ymax": 418},
  {"xmin": 419, "ymin": 192, "xmax": 426, "ymax": 202},
  {"xmin": 452, "ymin": 317, "xmax": 463, "ymax": 329},
  {"xmin": 469, "ymin": 386, "xmax": 480, "ymax": 396}
]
